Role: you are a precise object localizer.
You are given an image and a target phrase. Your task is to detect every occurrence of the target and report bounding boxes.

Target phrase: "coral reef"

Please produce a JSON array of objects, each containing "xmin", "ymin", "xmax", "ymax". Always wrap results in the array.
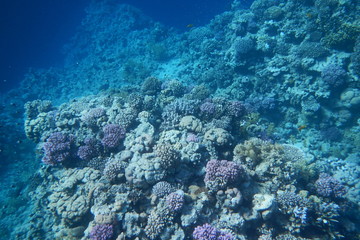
[{"xmin": 1, "ymin": 0, "xmax": 360, "ymax": 239}]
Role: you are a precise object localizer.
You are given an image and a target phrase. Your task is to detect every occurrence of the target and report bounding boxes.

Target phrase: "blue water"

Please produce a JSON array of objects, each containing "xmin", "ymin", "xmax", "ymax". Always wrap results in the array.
[
  {"xmin": 120, "ymin": 0, "xmax": 234, "ymax": 28},
  {"xmin": 0, "ymin": 0, "xmax": 243, "ymax": 93},
  {"xmin": 0, "ymin": 0, "xmax": 359, "ymax": 239},
  {"xmin": 0, "ymin": 0, "xmax": 88, "ymax": 93}
]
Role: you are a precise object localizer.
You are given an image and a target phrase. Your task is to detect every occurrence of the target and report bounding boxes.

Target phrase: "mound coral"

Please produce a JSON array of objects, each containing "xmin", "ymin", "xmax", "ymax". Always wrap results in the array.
[{"xmin": 321, "ymin": 64, "xmax": 347, "ymax": 88}]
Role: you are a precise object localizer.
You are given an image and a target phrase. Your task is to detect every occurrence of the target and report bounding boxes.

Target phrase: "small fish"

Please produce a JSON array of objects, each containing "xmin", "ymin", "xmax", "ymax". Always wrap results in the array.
[
  {"xmin": 186, "ymin": 24, "xmax": 194, "ymax": 28},
  {"xmin": 298, "ymin": 125, "xmax": 307, "ymax": 131}
]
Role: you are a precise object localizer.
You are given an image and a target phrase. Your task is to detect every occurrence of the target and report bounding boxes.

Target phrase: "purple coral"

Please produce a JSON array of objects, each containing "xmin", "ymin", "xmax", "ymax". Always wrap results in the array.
[
  {"xmin": 193, "ymin": 223, "xmax": 234, "ymax": 240},
  {"xmin": 83, "ymin": 107, "xmax": 106, "ymax": 126},
  {"xmin": 186, "ymin": 133, "xmax": 199, "ymax": 143},
  {"xmin": 205, "ymin": 159, "xmax": 243, "ymax": 185},
  {"xmin": 166, "ymin": 190, "xmax": 184, "ymax": 212},
  {"xmin": 193, "ymin": 224, "xmax": 218, "ymax": 240},
  {"xmin": 42, "ymin": 132, "xmax": 75, "ymax": 165},
  {"xmin": 89, "ymin": 224, "xmax": 114, "ymax": 240},
  {"xmin": 161, "ymin": 99, "xmax": 200, "ymax": 129},
  {"xmin": 321, "ymin": 64, "xmax": 347, "ymax": 87},
  {"xmin": 234, "ymin": 37, "xmax": 254, "ymax": 55},
  {"xmin": 226, "ymin": 100, "xmax": 246, "ymax": 118},
  {"xmin": 244, "ymin": 96, "xmax": 275, "ymax": 113},
  {"xmin": 315, "ymin": 173, "xmax": 347, "ymax": 198},
  {"xmin": 200, "ymin": 101, "xmax": 216, "ymax": 116},
  {"xmin": 77, "ymin": 137, "xmax": 101, "ymax": 160},
  {"xmin": 152, "ymin": 181, "xmax": 174, "ymax": 197},
  {"xmin": 101, "ymin": 124, "xmax": 126, "ymax": 149}
]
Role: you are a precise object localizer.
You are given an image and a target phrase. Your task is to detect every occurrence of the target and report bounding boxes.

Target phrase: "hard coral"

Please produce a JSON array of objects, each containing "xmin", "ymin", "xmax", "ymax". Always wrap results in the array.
[
  {"xmin": 225, "ymin": 100, "xmax": 246, "ymax": 118},
  {"xmin": 166, "ymin": 190, "xmax": 184, "ymax": 212},
  {"xmin": 89, "ymin": 224, "xmax": 114, "ymax": 240},
  {"xmin": 200, "ymin": 101, "xmax": 216, "ymax": 117},
  {"xmin": 103, "ymin": 157, "xmax": 126, "ymax": 182},
  {"xmin": 154, "ymin": 143, "xmax": 180, "ymax": 169},
  {"xmin": 205, "ymin": 159, "xmax": 244, "ymax": 191},
  {"xmin": 152, "ymin": 181, "xmax": 174, "ymax": 197},
  {"xmin": 315, "ymin": 173, "xmax": 347, "ymax": 198},
  {"xmin": 82, "ymin": 107, "xmax": 107, "ymax": 127},
  {"xmin": 42, "ymin": 132, "xmax": 76, "ymax": 165},
  {"xmin": 193, "ymin": 223, "xmax": 234, "ymax": 240},
  {"xmin": 321, "ymin": 64, "xmax": 347, "ymax": 88},
  {"xmin": 101, "ymin": 124, "xmax": 126, "ymax": 149},
  {"xmin": 77, "ymin": 137, "xmax": 101, "ymax": 160},
  {"xmin": 144, "ymin": 207, "xmax": 173, "ymax": 240}
]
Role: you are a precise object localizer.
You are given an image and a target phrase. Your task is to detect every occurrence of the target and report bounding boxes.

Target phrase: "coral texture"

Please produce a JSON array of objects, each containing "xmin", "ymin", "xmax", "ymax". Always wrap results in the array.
[
  {"xmin": 101, "ymin": 124, "xmax": 126, "ymax": 149},
  {"xmin": 42, "ymin": 132, "xmax": 76, "ymax": 165}
]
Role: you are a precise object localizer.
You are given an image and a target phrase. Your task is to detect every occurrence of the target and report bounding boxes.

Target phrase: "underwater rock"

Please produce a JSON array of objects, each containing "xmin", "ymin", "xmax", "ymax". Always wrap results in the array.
[
  {"xmin": 252, "ymin": 194, "xmax": 276, "ymax": 220},
  {"xmin": 223, "ymin": 188, "xmax": 243, "ymax": 209},
  {"xmin": 340, "ymin": 88, "xmax": 360, "ymax": 108}
]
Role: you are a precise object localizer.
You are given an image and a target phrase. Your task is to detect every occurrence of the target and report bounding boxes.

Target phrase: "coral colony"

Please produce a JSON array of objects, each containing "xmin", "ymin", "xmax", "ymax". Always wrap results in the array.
[{"xmin": 1, "ymin": 0, "xmax": 360, "ymax": 239}]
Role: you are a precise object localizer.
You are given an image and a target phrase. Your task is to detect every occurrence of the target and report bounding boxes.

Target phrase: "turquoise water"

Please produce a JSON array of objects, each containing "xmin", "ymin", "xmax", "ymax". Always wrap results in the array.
[{"xmin": 0, "ymin": 0, "xmax": 359, "ymax": 239}]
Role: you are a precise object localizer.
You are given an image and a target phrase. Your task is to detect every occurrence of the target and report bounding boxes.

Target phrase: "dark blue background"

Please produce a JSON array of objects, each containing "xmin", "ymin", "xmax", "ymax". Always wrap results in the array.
[
  {"xmin": 0, "ymin": 0, "xmax": 88, "ymax": 93},
  {"xmin": 0, "ymin": 0, "xmax": 251, "ymax": 93}
]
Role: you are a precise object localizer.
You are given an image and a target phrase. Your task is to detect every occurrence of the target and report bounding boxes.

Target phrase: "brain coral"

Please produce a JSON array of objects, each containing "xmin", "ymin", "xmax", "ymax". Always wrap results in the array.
[{"xmin": 204, "ymin": 128, "xmax": 232, "ymax": 146}]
